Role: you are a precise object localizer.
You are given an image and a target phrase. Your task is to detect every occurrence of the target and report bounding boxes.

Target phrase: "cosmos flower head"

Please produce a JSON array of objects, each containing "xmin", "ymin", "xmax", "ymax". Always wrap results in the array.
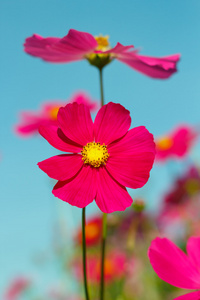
[
  {"xmin": 24, "ymin": 29, "xmax": 180, "ymax": 79},
  {"xmin": 15, "ymin": 92, "xmax": 99, "ymax": 137},
  {"xmin": 148, "ymin": 237, "xmax": 200, "ymax": 300},
  {"xmin": 38, "ymin": 102, "xmax": 155, "ymax": 213},
  {"xmin": 155, "ymin": 125, "xmax": 198, "ymax": 162},
  {"xmin": 75, "ymin": 216, "xmax": 102, "ymax": 247}
]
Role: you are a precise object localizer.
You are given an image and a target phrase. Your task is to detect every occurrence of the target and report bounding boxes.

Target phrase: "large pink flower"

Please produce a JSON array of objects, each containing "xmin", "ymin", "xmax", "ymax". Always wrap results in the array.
[
  {"xmin": 155, "ymin": 125, "xmax": 198, "ymax": 161},
  {"xmin": 24, "ymin": 29, "xmax": 180, "ymax": 79},
  {"xmin": 148, "ymin": 237, "xmax": 200, "ymax": 300},
  {"xmin": 15, "ymin": 92, "xmax": 99, "ymax": 137},
  {"xmin": 38, "ymin": 102, "xmax": 155, "ymax": 213}
]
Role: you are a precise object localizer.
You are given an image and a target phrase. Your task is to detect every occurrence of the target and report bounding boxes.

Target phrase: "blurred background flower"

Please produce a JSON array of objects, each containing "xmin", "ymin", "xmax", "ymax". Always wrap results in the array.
[
  {"xmin": 155, "ymin": 125, "xmax": 198, "ymax": 162},
  {"xmin": 15, "ymin": 92, "xmax": 99, "ymax": 137}
]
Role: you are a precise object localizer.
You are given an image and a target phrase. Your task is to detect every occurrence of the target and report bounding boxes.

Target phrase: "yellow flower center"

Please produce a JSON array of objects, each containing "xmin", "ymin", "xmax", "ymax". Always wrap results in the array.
[
  {"xmin": 104, "ymin": 259, "xmax": 115, "ymax": 276},
  {"xmin": 85, "ymin": 34, "xmax": 112, "ymax": 69},
  {"xmin": 49, "ymin": 106, "xmax": 60, "ymax": 120},
  {"xmin": 95, "ymin": 35, "xmax": 110, "ymax": 51},
  {"xmin": 96, "ymin": 259, "xmax": 114, "ymax": 277},
  {"xmin": 81, "ymin": 142, "xmax": 109, "ymax": 168},
  {"xmin": 156, "ymin": 136, "xmax": 173, "ymax": 150},
  {"xmin": 85, "ymin": 223, "xmax": 100, "ymax": 239}
]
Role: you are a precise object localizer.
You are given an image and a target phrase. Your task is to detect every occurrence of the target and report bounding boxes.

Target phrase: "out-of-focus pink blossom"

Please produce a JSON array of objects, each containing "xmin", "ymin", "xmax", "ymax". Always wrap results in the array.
[
  {"xmin": 155, "ymin": 125, "xmax": 198, "ymax": 162},
  {"xmin": 4, "ymin": 277, "xmax": 30, "ymax": 300},
  {"xmin": 158, "ymin": 166, "xmax": 200, "ymax": 222},
  {"xmin": 75, "ymin": 216, "xmax": 102, "ymax": 247},
  {"xmin": 38, "ymin": 102, "xmax": 155, "ymax": 213},
  {"xmin": 24, "ymin": 29, "xmax": 180, "ymax": 79},
  {"xmin": 148, "ymin": 236, "xmax": 200, "ymax": 300},
  {"xmin": 72, "ymin": 251, "xmax": 127, "ymax": 283},
  {"xmin": 15, "ymin": 92, "xmax": 99, "ymax": 137}
]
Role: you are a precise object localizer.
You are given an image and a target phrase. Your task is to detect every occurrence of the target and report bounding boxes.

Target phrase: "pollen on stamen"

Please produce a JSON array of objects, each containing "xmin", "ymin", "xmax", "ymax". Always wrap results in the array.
[
  {"xmin": 156, "ymin": 136, "xmax": 173, "ymax": 151},
  {"xmin": 49, "ymin": 106, "xmax": 60, "ymax": 120},
  {"xmin": 81, "ymin": 142, "xmax": 109, "ymax": 168},
  {"xmin": 95, "ymin": 35, "xmax": 110, "ymax": 51}
]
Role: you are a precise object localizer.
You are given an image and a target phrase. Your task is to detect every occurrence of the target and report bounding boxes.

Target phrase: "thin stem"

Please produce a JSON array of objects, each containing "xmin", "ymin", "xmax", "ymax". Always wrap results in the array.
[
  {"xmin": 99, "ymin": 68, "xmax": 107, "ymax": 300},
  {"xmin": 100, "ymin": 212, "xmax": 107, "ymax": 300},
  {"xmin": 82, "ymin": 207, "xmax": 90, "ymax": 300},
  {"xmin": 99, "ymin": 68, "xmax": 104, "ymax": 107}
]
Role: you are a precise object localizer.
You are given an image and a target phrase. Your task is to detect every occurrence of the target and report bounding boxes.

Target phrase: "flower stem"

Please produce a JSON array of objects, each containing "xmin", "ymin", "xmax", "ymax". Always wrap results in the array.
[
  {"xmin": 99, "ymin": 68, "xmax": 107, "ymax": 300},
  {"xmin": 82, "ymin": 207, "xmax": 90, "ymax": 300},
  {"xmin": 100, "ymin": 212, "xmax": 107, "ymax": 300},
  {"xmin": 99, "ymin": 68, "xmax": 104, "ymax": 107}
]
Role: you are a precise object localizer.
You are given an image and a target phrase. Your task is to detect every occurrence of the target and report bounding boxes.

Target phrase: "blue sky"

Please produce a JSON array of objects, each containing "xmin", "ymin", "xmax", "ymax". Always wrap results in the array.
[{"xmin": 1, "ymin": 0, "xmax": 200, "ymax": 295}]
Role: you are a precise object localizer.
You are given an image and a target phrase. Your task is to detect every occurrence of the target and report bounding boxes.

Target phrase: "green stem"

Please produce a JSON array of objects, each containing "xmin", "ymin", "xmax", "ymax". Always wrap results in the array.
[
  {"xmin": 82, "ymin": 207, "xmax": 90, "ymax": 300},
  {"xmin": 99, "ymin": 68, "xmax": 104, "ymax": 107},
  {"xmin": 99, "ymin": 67, "xmax": 107, "ymax": 300},
  {"xmin": 100, "ymin": 212, "xmax": 107, "ymax": 300}
]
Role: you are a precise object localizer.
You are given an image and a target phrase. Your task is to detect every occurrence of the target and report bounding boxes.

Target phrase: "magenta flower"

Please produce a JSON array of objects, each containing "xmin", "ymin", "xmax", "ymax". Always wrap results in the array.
[
  {"xmin": 148, "ymin": 237, "xmax": 200, "ymax": 300},
  {"xmin": 15, "ymin": 92, "xmax": 99, "ymax": 137},
  {"xmin": 38, "ymin": 102, "xmax": 155, "ymax": 213},
  {"xmin": 24, "ymin": 29, "xmax": 180, "ymax": 79},
  {"xmin": 155, "ymin": 125, "xmax": 198, "ymax": 162}
]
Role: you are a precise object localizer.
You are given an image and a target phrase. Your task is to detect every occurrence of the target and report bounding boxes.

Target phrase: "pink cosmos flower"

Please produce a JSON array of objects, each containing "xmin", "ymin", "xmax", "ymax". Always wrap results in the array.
[
  {"xmin": 148, "ymin": 236, "xmax": 200, "ymax": 300},
  {"xmin": 38, "ymin": 102, "xmax": 155, "ymax": 213},
  {"xmin": 24, "ymin": 29, "xmax": 180, "ymax": 79},
  {"xmin": 155, "ymin": 125, "xmax": 197, "ymax": 162},
  {"xmin": 72, "ymin": 251, "xmax": 127, "ymax": 283},
  {"xmin": 4, "ymin": 277, "xmax": 30, "ymax": 300},
  {"xmin": 15, "ymin": 92, "xmax": 99, "ymax": 137}
]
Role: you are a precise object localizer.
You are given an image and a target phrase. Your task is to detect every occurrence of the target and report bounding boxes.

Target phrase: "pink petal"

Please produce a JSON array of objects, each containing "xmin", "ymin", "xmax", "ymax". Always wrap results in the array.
[
  {"xmin": 108, "ymin": 126, "xmax": 155, "ymax": 154},
  {"xmin": 106, "ymin": 152, "xmax": 155, "ymax": 189},
  {"xmin": 117, "ymin": 51, "xmax": 180, "ymax": 79},
  {"xmin": 57, "ymin": 102, "xmax": 94, "ymax": 146},
  {"xmin": 95, "ymin": 167, "xmax": 133, "ymax": 213},
  {"xmin": 172, "ymin": 126, "xmax": 197, "ymax": 157},
  {"xmin": 94, "ymin": 102, "xmax": 131, "ymax": 145},
  {"xmin": 96, "ymin": 42, "xmax": 134, "ymax": 54},
  {"xmin": 15, "ymin": 116, "xmax": 57, "ymax": 137},
  {"xmin": 39, "ymin": 125, "xmax": 82, "ymax": 152},
  {"xmin": 24, "ymin": 29, "xmax": 97, "ymax": 63},
  {"xmin": 187, "ymin": 237, "xmax": 200, "ymax": 269},
  {"xmin": 106, "ymin": 127, "xmax": 155, "ymax": 188},
  {"xmin": 15, "ymin": 122, "xmax": 42, "ymax": 136},
  {"xmin": 174, "ymin": 291, "xmax": 200, "ymax": 300},
  {"xmin": 24, "ymin": 34, "xmax": 60, "ymax": 58},
  {"xmin": 52, "ymin": 165, "xmax": 97, "ymax": 208},
  {"xmin": 38, "ymin": 154, "xmax": 83, "ymax": 181},
  {"xmin": 148, "ymin": 237, "xmax": 200, "ymax": 289},
  {"xmin": 53, "ymin": 29, "xmax": 97, "ymax": 54},
  {"xmin": 70, "ymin": 92, "xmax": 99, "ymax": 112}
]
